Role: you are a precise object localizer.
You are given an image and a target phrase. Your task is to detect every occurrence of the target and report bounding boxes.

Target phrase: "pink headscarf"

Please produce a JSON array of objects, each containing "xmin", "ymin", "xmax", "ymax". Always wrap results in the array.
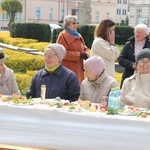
[{"xmin": 84, "ymin": 55, "xmax": 105, "ymax": 76}]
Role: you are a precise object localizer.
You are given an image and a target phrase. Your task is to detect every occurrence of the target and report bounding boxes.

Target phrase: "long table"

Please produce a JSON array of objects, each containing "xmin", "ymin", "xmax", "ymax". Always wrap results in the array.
[{"xmin": 0, "ymin": 103, "xmax": 150, "ymax": 150}]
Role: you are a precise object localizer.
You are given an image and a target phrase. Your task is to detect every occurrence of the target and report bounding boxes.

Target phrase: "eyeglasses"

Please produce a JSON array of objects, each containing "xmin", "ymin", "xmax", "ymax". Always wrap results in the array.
[
  {"xmin": 138, "ymin": 60, "xmax": 150, "ymax": 66},
  {"xmin": 72, "ymin": 22, "xmax": 79, "ymax": 25},
  {"xmin": 44, "ymin": 54, "xmax": 57, "ymax": 58}
]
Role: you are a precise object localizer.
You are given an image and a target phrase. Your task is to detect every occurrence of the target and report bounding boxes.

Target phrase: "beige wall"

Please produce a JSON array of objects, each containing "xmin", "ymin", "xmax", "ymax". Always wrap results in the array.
[{"xmin": 0, "ymin": 0, "xmax": 127, "ymax": 29}]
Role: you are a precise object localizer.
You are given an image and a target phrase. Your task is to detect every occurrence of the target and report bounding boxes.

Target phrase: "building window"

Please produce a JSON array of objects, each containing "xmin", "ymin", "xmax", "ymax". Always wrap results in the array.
[
  {"xmin": 117, "ymin": 9, "xmax": 121, "ymax": 15},
  {"xmin": 95, "ymin": 11, "xmax": 100, "ymax": 23},
  {"xmin": 123, "ymin": 0, "xmax": 127, "ymax": 4},
  {"xmin": 117, "ymin": 0, "xmax": 122, "ymax": 4},
  {"xmin": 15, "ymin": 12, "xmax": 22, "ymax": 21},
  {"xmin": 122, "ymin": 9, "xmax": 127, "ymax": 15},
  {"xmin": 2, "ymin": 12, "xmax": 9, "ymax": 20},
  {"xmin": 106, "ymin": 12, "xmax": 109, "ymax": 18},
  {"xmin": 72, "ymin": 9, "xmax": 77, "ymax": 15},
  {"xmin": 36, "ymin": 7, "xmax": 41, "ymax": 20},
  {"xmin": 61, "ymin": 8, "xmax": 65, "ymax": 20},
  {"xmin": 49, "ymin": 8, "xmax": 53, "ymax": 20}
]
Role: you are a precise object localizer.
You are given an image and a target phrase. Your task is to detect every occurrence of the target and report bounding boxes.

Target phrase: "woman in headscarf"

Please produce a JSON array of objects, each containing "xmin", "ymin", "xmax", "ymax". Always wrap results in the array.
[
  {"xmin": 121, "ymin": 48, "xmax": 150, "ymax": 109},
  {"xmin": 0, "ymin": 48, "xmax": 20, "ymax": 95},
  {"xmin": 79, "ymin": 55, "xmax": 118, "ymax": 103},
  {"xmin": 26, "ymin": 43, "xmax": 80, "ymax": 102}
]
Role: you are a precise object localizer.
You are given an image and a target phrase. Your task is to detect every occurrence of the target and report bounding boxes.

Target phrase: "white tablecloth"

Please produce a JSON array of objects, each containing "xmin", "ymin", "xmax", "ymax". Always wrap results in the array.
[{"xmin": 0, "ymin": 103, "xmax": 150, "ymax": 150}]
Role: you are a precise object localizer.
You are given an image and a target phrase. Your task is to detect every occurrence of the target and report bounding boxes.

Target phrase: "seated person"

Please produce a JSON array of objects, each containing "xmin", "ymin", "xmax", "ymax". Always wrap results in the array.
[
  {"xmin": 121, "ymin": 48, "xmax": 150, "ymax": 109},
  {"xmin": 79, "ymin": 55, "xmax": 118, "ymax": 103},
  {"xmin": 0, "ymin": 48, "xmax": 20, "ymax": 95},
  {"xmin": 26, "ymin": 43, "xmax": 80, "ymax": 102}
]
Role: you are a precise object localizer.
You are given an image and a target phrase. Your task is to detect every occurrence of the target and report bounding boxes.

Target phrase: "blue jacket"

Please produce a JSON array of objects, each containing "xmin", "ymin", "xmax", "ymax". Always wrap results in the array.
[{"xmin": 26, "ymin": 64, "xmax": 80, "ymax": 102}]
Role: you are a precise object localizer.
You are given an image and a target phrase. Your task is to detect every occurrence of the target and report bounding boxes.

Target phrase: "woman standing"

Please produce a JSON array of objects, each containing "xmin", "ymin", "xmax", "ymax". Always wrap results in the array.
[
  {"xmin": 56, "ymin": 15, "xmax": 89, "ymax": 84},
  {"xmin": 118, "ymin": 23, "xmax": 150, "ymax": 88},
  {"xmin": 90, "ymin": 19, "xmax": 120, "ymax": 78}
]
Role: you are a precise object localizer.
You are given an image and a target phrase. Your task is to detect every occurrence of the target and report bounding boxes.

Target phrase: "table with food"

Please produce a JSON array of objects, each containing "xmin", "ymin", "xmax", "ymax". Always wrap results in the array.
[{"xmin": 0, "ymin": 94, "xmax": 150, "ymax": 150}]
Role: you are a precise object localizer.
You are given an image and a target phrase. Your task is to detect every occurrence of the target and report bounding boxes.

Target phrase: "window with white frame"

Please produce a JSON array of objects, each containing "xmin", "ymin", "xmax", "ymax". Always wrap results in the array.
[
  {"xmin": 36, "ymin": 7, "xmax": 41, "ymax": 19},
  {"xmin": 117, "ymin": 0, "xmax": 122, "ymax": 4},
  {"xmin": 117, "ymin": 9, "xmax": 121, "ymax": 15},
  {"xmin": 61, "ymin": 8, "xmax": 65, "ymax": 20},
  {"xmin": 49, "ymin": 8, "xmax": 53, "ymax": 20},
  {"xmin": 95, "ymin": 11, "xmax": 100, "ymax": 23},
  {"xmin": 123, "ymin": 0, "xmax": 127, "ymax": 4},
  {"xmin": 122, "ymin": 9, "xmax": 127, "ymax": 15},
  {"xmin": 2, "ymin": 12, "xmax": 9, "ymax": 20},
  {"xmin": 106, "ymin": 12, "xmax": 109, "ymax": 18},
  {"xmin": 15, "ymin": 12, "xmax": 22, "ymax": 21}
]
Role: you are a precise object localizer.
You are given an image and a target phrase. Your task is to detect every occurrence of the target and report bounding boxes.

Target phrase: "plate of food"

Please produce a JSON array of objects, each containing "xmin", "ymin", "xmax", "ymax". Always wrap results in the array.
[
  {"xmin": 0, "ymin": 95, "xmax": 12, "ymax": 102},
  {"xmin": 117, "ymin": 106, "xmax": 137, "ymax": 116},
  {"xmin": 9, "ymin": 94, "xmax": 33, "ymax": 106}
]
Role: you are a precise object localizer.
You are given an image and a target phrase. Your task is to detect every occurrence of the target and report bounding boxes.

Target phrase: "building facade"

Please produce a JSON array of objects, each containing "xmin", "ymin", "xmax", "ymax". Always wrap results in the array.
[
  {"xmin": 128, "ymin": 0, "xmax": 150, "ymax": 27},
  {"xmin": 0, "ymin": 0, "xmax": 130, "ymax": 30}
]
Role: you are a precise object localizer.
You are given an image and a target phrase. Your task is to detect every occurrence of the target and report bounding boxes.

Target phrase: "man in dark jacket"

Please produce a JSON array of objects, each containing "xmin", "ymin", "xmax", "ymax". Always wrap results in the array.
[
  {"xmin": 26, "ymin": 43, "xmax": 80, "ymax": 102},
  {"xmin": 118, "ymin": 24, "xmax": 150, "ymax": 88}
]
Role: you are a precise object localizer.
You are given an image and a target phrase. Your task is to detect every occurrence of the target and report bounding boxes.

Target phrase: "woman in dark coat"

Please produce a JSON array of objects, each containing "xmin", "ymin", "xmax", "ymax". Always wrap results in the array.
[{"xmin": 118, "ymin": 23, "xmax": 150, "ymax": 88}]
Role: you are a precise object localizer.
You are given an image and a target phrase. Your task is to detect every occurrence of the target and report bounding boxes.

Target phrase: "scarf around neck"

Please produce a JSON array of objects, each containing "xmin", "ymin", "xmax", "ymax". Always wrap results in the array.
[
  {"xmin": 66, "ymin": 27, "xmax": 79, "ymax": 38},
  {"xmin": 45, "ymin": 63, "xmax": 60, "ymax": 72}
]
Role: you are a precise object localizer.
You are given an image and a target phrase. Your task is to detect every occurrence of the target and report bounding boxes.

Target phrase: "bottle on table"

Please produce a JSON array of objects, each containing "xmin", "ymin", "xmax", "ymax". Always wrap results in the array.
[
  {"xmin": 41, "ymin": 85, "xmax": 46, "ymax": 101},
  {"xmin": 108, "ymin": 87, "xmax": 121, "ymax": 109}
]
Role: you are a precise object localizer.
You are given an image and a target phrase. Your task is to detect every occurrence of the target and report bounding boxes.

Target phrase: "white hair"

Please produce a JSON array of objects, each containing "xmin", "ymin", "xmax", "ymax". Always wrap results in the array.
[
  {"xmin": 134, "ymin": 23, "xmax": 149, "ymax": 36},
  {"xmin": 62, "ymin": 15, "xmax": 78, "ymax": 29}
]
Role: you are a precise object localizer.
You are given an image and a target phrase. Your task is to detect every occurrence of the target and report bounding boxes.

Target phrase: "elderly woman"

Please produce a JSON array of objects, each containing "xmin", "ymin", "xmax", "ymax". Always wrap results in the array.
[
  {"xmin": 90, "ymin": 19, "xmax": 120, "ymax": 78},
  {"xmin": 118, "ymin": 23, "xmax": 150, "ymax": 88},
  {"xmin": 121, "ymin": 49, "xmax": 150, "ymax": 109},
  {"xmin": 0, "ymin": 48, "xmax": 20, "ymax": 95},
  {"xmin": 26, "ymin": 43, "xmax": 80, "ymax": 102},
  {"xmin": 79, "ymin": 55, "xmax": 118, "ymax": 103},
  {"xmin": 56, "ymin": 15, "xmax": 89, "ymax": 84}
]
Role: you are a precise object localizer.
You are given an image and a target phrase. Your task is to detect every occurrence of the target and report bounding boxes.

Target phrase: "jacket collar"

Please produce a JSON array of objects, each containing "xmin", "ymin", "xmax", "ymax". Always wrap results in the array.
[
  {"xmin": 89, "ymin": 70, "xmax": 108, "ymax": 86},
  {"xmin": 62, "ymin": 30, "xmax": 82, "ymax": 44},
  {"xmin": 42, "ymin": 64, "xmax": 63, "ymax": 77}
]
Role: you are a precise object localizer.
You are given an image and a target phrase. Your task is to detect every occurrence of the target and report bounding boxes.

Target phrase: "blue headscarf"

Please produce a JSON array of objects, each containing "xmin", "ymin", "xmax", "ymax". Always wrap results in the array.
[{"xmin": 66, "ymin": 27, "xmax": 79, "ymax": 38}]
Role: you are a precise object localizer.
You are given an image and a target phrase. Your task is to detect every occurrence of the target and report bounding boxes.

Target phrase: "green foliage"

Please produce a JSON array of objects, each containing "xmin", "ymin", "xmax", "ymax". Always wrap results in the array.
[
  {"xmin": 77, "ymin": 25, "xmax": 95, "ymax": 49},
  {"xmin": 1, "ymin": 0, "xmax": 22, "ymax": 28},
  {"xmin": 15, "ymin": 71, "xmax": 37, "ymax": 95},
  {"xmin": 4, "ymin": 49, "xmax": 45, "ymax": 72},
  {"xmin": 10, "ymin": 23, "xmax": 51, "ymax": 42},
  {"xmin": 115, "ymin": 26, "xmax": 134, "ymax": 45}
]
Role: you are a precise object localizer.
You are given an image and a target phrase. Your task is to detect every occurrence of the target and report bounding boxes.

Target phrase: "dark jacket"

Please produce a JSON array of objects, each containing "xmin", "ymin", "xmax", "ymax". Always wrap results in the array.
[
  {"xmin": 118, "ymin": 36, "xmax": 150, "ymax": 88},
  {"xmin": 26, "ymin": 64, "xmax": 80, "ymax": 102}
]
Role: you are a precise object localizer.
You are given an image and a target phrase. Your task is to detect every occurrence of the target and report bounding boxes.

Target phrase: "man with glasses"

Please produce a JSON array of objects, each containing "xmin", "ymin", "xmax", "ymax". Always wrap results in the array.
[{"xmin": 120, "ymin": 48, "xmax": 150, "ymax": 109}]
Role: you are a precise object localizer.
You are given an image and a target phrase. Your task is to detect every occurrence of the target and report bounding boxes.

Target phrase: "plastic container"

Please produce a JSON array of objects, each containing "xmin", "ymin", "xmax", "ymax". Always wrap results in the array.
[
  {"xmin": 41, "ymin": 85, "xmax": 46, "ymax": 100},
  {"xmin": 108, "ymin": 87, "xmax": 121, "ymax": 109}
]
